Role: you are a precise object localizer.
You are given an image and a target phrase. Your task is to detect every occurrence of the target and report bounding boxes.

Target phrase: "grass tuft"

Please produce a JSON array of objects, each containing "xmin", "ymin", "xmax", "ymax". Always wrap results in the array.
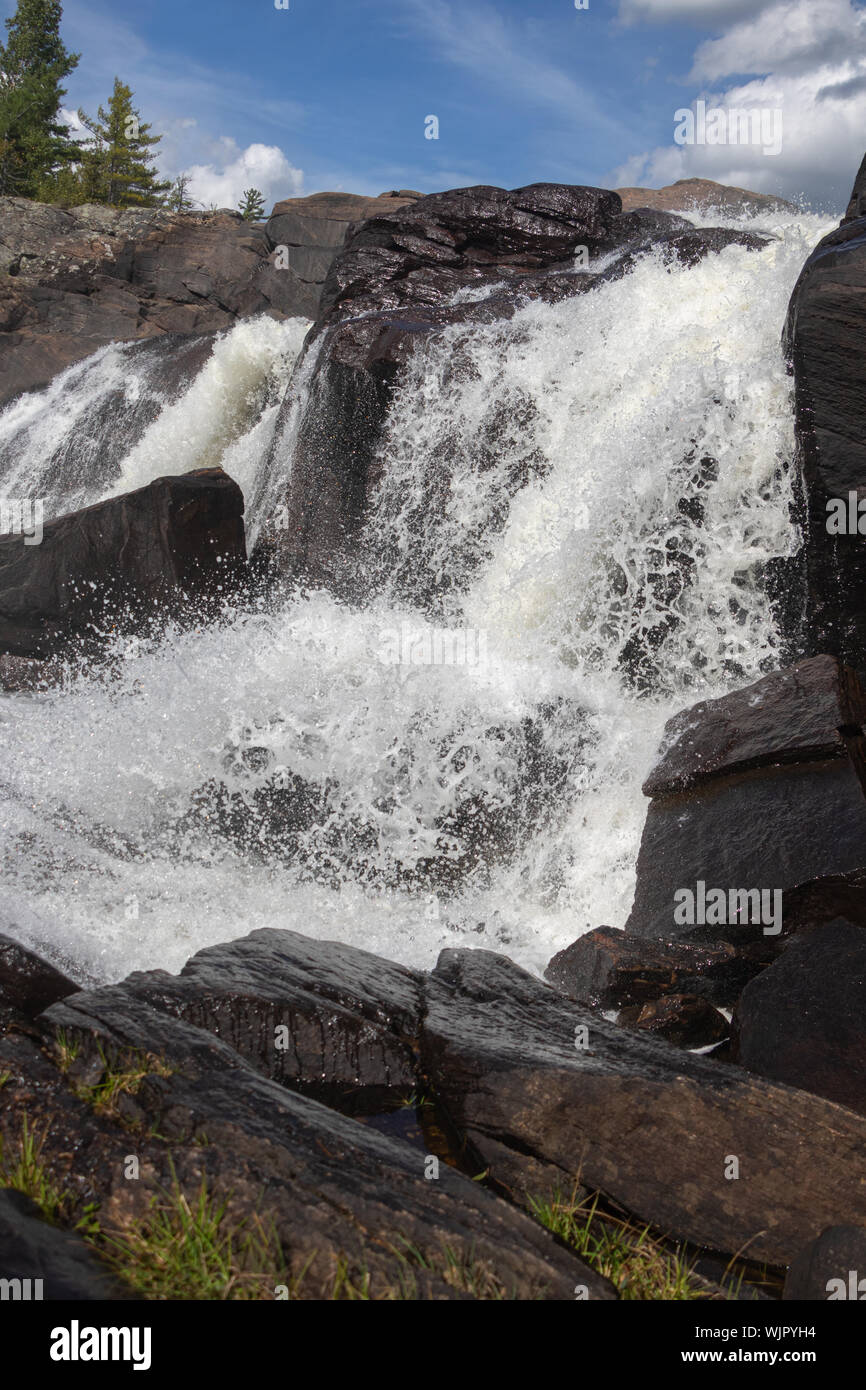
[{"xmin": 530, "ymin": 1188, "xmax": 712, "ymax": 1300}]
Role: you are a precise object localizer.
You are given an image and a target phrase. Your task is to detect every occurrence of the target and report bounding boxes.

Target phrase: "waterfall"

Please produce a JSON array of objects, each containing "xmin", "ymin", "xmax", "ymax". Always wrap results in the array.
[{"xmin": 0, "ymin": 208, "xmax": 833, "ymax": 986}]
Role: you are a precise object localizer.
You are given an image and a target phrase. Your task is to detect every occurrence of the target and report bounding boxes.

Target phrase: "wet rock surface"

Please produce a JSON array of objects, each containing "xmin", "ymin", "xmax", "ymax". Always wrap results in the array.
[
  {"xmin": 545, "ymin": 925, "xmax": 783, "ymax": 1011},
  {"xmin": 0, "ymin": 467, "xmax": 246, "ymax": 658},
  {"xmin": 17, "ymin": 965, "xmax": 614, "ymax": 1301},
  {"xmin": 615, "ymin": 994, "xmax": 729, "ymax": 1049},
  {"xmin": 0, "ymin": 933, "xmax": 77, "ymax": 1028},
  {"xmin": 732, "ymin": 918, "xmax": 866, "ymax": 1114},
  {"xmin": 4, "ymin": 921, "xmax": 866, "ymax": 1294},
  {"xmin": 0, "ymin": 1189, "xmax": 128, "ymax": 1299},
  {"xmin": 783, "ymin": 165, "xmax": 866, "ymax": 676}
]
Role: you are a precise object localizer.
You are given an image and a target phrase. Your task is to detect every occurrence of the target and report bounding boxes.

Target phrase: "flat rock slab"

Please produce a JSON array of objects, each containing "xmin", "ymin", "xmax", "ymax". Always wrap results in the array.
[
  {"xmin": 421, "ymin": 948, "xmax": 866, "ymax": 1265},
  {"xmin": 37, "ymin": 983, "xmax": 613, "ymax": 1300},
  {"xmin": 732, "ymin": 919, "xmax": 866, "ymax": 1114},
  {"xmin": 784, "ymin": 1225, "xmax": 866, "ymax": 1300}
]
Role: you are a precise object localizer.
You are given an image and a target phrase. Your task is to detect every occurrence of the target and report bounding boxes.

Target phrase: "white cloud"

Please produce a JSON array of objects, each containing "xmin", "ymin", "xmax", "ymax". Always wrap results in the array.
[
  {"xmin": 609, "ymin": 0, "xmax": 866, "ymax": 209},
  {"xmin": 184, "ymin": 141, "xmax": 303, "ymax": 213},
  {"xmin": 690, "ymin": 0, "xmax": 866, "ymax": 79},
  {"xmin": 617, "ymin": 0, "xmax": 777, "ymax": 24}
]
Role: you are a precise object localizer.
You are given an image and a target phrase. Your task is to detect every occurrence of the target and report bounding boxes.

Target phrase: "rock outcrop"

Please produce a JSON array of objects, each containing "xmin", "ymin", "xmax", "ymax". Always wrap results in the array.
[
  {"xmin": 616, "ymin": 178, "xmax": 796, "ymax": 217},
  {"xmin": 0, "ymin": 467, "xmax": 246, "ymax": 658},
  {"xmin": 0, "ymin": 200, "xmax": 306, "ymax": 408}
]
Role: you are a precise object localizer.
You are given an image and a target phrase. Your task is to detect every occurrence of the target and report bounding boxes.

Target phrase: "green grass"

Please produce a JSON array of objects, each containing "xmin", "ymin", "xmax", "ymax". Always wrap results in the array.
[
  {"xmin": 0, "ymin": 1116, "xmax": 69, "ymax": 1224},
  {"xmin": 529, "ymin": 1189, "xmax": 713, "ymax": 1301},
  {"xmin": 100, "ymin": 1173, "xmax": 292, "ymax": 1301},
  {"xmin": 67, "ymin": 1043, "xmax": 175, "ymax": 1121}
]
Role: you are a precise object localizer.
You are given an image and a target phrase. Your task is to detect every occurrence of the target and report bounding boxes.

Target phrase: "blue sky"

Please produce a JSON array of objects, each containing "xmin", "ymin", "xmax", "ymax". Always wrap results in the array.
[{"xmin": 4, "ymin": 0, "xmax": 865, "ymax": 212}]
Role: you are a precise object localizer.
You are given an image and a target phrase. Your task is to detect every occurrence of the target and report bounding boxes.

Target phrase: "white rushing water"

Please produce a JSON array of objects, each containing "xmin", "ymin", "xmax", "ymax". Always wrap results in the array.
[{"xmin": 0, "ymin": 210, "xmax": 832, "ymax": 985}]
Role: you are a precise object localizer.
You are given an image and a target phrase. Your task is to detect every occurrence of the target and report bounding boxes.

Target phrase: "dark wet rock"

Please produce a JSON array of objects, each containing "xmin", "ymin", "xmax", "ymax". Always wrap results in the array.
[
  {"xmin": 35, "ymin": 981, "xmax": 613, "ymax": 1300},
  {"xmin": 783, "ymin": 155, "xmax": 866, "ymax": 675},
  {"xmin": 0, "ymin": 199, "xmax": 306, "ymax": 407},
  {"xmin": 627, "ymin": 657, "xmax": 866, "ymax": 939},
  {"xmin": 782, "ymin": 868, "xmax": 866, "ymax": 931},
  {"xmin": 784, "ymin": 1226, "xmax": 866, "ymax": 1300},
  {"xmin": 616, "ymin": 993, "xmax": 729, "ymax": 1049},
  {"xmin": 421, "ymin": 947, "xmax": 866, "ymax": 1263},
  {"xmin": 0, "ymin": 933, "xmax": 77, "ymax": 1027},
  {"xmin": 256, "ymin": 183, "xmax": 769, "ymax": 595},
  {"xmin": 643, "ymin": 655, "xmax": 866, "ymax": 797},
  {"xmin": 0, "ymin": 467, "xmax": 246, "ymax": 659},
  {"xmin": 546, "ymin": 926, "xmax": 781, "ymax": 1011},
  {"xmin": 732, "ymin": 918, "xmax": 866, "ymax": 1114},
  {"xmin": 0, "ymin": 1189, "xmax": 127, "ymax": 1299},
  {"xmin": 99, "ymin": 928, "xmax": 425, "ymax": 1114}
]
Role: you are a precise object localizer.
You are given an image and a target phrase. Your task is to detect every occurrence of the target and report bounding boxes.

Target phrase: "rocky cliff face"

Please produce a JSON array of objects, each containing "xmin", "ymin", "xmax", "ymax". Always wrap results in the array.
[{"xmin": 0, "ymin": 191, "xmax": 422, "ymax": 409}]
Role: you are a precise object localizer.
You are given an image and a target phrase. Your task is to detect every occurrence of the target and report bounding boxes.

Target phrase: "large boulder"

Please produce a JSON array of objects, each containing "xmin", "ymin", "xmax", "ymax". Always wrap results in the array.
[
  {"xmin": 732, "ymin": 918, "xmax": 866, "ymax": 1114},
  {"xmin": 0, "ymin": 467, "xmax": 246, "ymax": 658},
  {"xmin": 782, "ymin": 152, "xmax": 866, "ymax": 675},
  {"xmin": 626, "ymin": 656, "xmax": 866, "ymax": 939},
  {"xmin": 255, "ymin": 183, "xmax": 768, "ymax": 594}
]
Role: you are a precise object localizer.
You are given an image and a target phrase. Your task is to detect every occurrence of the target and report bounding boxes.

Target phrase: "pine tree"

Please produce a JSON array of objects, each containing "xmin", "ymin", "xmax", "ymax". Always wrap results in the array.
[
  {"xmin": 238, "ymin": 187, "xmax": 266, "ymax": 221},
  {"xmin": 0, "ymin": 0, "xmax": 79, "ymax": 197},
  {"xmin": 165, "ymin": 172, "xmax": 196, "ymax": 213},
  {"xmin": 77, "ymin": 78, "xmax": 169, "ymax": 207}
]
